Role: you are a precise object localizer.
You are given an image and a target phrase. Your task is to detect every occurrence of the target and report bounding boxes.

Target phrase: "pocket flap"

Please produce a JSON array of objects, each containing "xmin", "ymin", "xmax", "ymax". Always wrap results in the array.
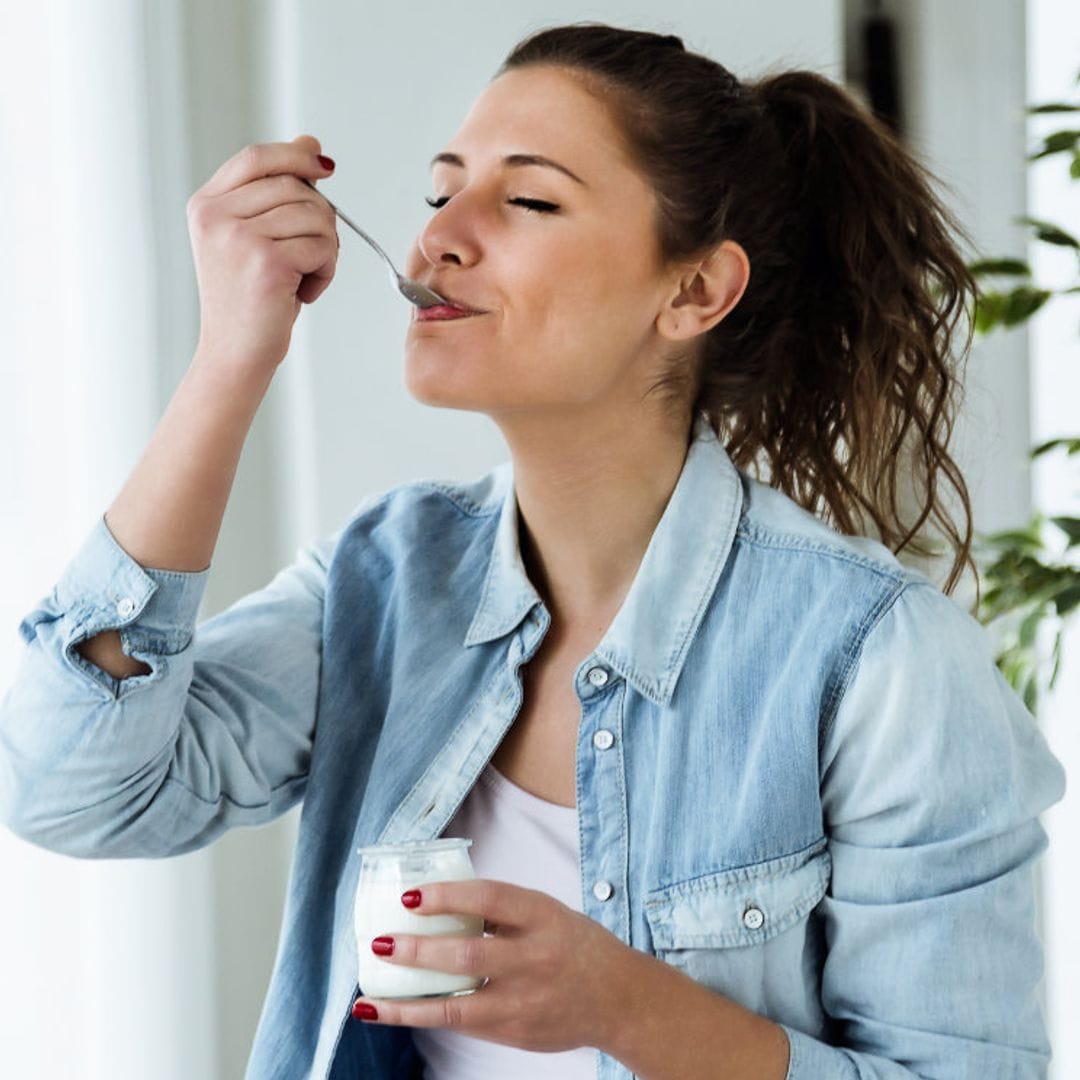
[{"xmin": 644, "ymin": 841, "xmax": 831, "ymax": 950}]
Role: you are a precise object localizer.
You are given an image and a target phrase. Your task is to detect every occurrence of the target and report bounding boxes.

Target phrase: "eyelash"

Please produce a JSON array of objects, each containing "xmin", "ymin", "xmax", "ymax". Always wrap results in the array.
[{"xmin": 424, "ymin": 196, "xmax": 560, "ymax": 215}]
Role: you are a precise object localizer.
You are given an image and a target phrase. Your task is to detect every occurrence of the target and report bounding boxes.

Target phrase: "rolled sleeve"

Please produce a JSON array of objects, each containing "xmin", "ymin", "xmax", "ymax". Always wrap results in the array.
[
  {"xmin": 780, "ymin": 581, "xmax": 1066, "ymax": 1079},
  {"xmin": 39, "ymin": 514, "xmax": 211, "ymax": 699},
  {"xmin": 1, "ymin": 513, "xmax": 340, "ymax": 859}
]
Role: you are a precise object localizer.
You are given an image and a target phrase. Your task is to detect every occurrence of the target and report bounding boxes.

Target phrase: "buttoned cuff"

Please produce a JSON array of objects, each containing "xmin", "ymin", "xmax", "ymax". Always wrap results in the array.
[{"xmin": 46, "ymin": 514, "xmax": 211, "ymax": 664}]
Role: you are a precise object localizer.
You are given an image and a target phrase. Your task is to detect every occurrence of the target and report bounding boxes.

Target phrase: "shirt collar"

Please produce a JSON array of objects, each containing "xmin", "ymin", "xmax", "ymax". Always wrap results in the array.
[{"xmin": 464, "ymin": 415, "xmax": 744, "ymax": 706}]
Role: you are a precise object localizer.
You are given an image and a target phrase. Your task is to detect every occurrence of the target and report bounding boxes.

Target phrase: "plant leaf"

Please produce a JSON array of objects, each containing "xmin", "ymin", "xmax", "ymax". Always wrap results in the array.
[
  {"xmin": 968, "ymin": 258, "xmax": 1032, "ymax": 277},
  {"xmin": 973, "ymin": 291, "xmax": 1006, "ymax": 333},
  {"xmin": 1049, "ymin": 630, "xmax": 1063, "ymax": 689},
  {"xmin": 1050, "ymin": 516, "xmax": 1080, "ymax": 547},
  {"xmin": 1031, "ymin": 437, "xmax": 1080, "ymax": 458},
  {"xmin": 1027, "ymin": 130, "xmax": 1080, "ymax": 161},
  {"xmin": 1022, "ymin": 675, "xmax": 1038, "ymax": 714},
  {"xmin": 1018, "ymin": 607, "xmax": 1043, "ymax": 649},
  {"xmin": 1054, "ymin": 582, "xmax": 1080, "ymax": 617},
  {"xmin": 1072, "ymin": 152, "xmax": 1080, "ymax": 180},
  {"xmin": 1027, "ymin": 103, "xmax": 1080, "ymax": 114},
  {"xmin": 1003, "ymin": 286, "xmax": 1053, "ymax": 325},
  {"xmin": 981, "ymin": 519, "xmax": 1045, "ymax": 552},
  {"xmin": 1014, "ymin": 216, "xmax": 1080, "ymax": 248}
]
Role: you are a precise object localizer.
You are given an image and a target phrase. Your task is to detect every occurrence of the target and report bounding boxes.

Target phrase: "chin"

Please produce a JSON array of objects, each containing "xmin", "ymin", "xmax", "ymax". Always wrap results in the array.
[
  {"xmin": 403, "ymin": 361, "xmax": 489, "ymax": 413},
  {"xmin": 402, "ymin": 340, "xmax": 493, "ymax": 409}
]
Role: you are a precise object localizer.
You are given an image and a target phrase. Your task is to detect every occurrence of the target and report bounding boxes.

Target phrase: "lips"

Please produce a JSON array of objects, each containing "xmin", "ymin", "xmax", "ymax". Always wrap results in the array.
[
  {"xmin": 423, "ymin": 289, "xmax": 487, "ymax": 315},
  {"xmin": 415, "ymin": 305, "xmax": 480, "ymax": 321}
]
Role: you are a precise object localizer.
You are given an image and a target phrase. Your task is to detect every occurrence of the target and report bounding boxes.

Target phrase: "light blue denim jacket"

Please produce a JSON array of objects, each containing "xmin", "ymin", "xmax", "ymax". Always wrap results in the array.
[{"xmin": 0, "ymin": 418, "xmax": 1067, "ymax": 1079}]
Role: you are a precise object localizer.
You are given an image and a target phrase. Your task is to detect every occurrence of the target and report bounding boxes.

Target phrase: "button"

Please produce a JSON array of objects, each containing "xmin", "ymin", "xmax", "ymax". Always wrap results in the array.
[
  {"xmin": 116, "ymin": 597, "xmax": 136, "ymax": 618},
  {"xmin": 592, "ymin": 880, "xmax": 614, "ymax": 902},
  {"xmin": 743, "ymin": 906, "xmax": 765, "ymax": 931},
  {"xmin": 592, "ymin": 729, "xmax": 615, "ymax": 751},
  {"xmin": 586, "ymin": 667, "xmax": 609, "ymax": 688}
]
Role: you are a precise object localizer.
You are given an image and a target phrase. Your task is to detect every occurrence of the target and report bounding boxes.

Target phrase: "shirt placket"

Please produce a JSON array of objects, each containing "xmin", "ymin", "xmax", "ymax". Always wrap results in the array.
[{"xmin": 575, "ymin": 661, "xmax": 633, "ymax": 1079}]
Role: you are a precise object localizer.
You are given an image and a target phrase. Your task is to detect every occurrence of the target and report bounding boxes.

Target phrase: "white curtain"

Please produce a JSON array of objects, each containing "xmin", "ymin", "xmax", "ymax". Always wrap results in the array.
[
  {"xmin": 0, "ymin": 2, "xmax": 310, "ymax": 1075},
  {"xmin": 0, "ymin": 3, "xmax": 218, "ymax": 1076}
]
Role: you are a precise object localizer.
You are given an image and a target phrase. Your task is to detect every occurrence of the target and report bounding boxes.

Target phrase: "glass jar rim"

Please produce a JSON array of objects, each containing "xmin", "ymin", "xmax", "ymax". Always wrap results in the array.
[{"xmin": 357, "ymin": 837, "xmax": 473, "ymax": 858}]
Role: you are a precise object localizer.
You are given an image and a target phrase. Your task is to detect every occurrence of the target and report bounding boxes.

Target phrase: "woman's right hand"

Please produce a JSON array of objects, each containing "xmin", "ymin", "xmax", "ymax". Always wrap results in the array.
[{"xmin": 186, "ymin": 134, "xmax": 339, "ymax": 375}]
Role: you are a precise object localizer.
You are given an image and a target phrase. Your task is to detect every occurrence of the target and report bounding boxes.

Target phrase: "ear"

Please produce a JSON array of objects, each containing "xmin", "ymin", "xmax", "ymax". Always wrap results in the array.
[{"xmin": 655, "ymin": 240, "xmax": 750, "ymax": 342}]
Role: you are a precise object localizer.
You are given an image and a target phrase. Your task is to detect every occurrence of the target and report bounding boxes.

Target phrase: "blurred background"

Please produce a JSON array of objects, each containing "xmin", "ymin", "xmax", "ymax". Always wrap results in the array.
[{"xmin": 0, "ymin": 1, "xmax": 1076, "ymax": 1076}]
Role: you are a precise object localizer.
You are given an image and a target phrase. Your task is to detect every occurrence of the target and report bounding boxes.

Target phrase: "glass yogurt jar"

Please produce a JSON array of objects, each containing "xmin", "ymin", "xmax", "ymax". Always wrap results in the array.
[{"xmin": 354, "ymin": 838, "xmax": 485, "ymax": 999}]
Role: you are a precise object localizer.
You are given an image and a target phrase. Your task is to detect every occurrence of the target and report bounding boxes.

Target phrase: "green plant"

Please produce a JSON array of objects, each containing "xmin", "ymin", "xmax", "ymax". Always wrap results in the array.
[{"xmin": 969, "ymin": 70, "xmax": 1080, "ymax": 713}]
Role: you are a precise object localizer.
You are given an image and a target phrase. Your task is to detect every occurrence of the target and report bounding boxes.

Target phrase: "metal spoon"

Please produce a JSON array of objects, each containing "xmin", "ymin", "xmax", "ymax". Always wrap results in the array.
[{"xmin": 303, "ymin": 179, "xmax": 446, "ymax": 308}]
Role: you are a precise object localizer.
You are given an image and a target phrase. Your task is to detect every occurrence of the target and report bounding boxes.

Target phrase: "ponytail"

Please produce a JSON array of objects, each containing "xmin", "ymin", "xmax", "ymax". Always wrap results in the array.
[{"xmin": 500, "ymin": 24, "xmax": 979, "ymax": 600}]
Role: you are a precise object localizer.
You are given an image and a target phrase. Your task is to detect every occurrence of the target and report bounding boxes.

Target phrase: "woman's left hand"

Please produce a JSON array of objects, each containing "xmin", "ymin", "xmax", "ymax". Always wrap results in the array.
[{"xmin": 351, "ymin": 878, "xmax": 635, "ymax": 1052}]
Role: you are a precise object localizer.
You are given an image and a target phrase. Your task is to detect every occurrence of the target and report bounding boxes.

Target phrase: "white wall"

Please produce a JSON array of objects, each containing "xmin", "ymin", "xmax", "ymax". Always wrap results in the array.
[{"xmin": 845, "ymin": 0, "xmax": 1032, "ymax": 601}]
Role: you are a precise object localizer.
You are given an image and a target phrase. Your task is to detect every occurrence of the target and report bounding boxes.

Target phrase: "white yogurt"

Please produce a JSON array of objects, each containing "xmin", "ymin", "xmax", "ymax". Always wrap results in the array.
[{"xmin": 354, "ymin": 839, "xmax": 485, "ymax": 999}]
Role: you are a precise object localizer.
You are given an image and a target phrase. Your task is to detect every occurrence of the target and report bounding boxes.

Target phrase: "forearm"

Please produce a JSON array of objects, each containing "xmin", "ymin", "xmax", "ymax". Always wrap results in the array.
[
  {"xmin": 78, "ymin": 350, "xmax": 272, "ymax": 679},
  {"xmin": 602, "ymin": 945, "xmax": 790, "ymax": 1080},
  {"xmin": 104, "ymin": 348, "xmax": 273, "ymax": 573}
]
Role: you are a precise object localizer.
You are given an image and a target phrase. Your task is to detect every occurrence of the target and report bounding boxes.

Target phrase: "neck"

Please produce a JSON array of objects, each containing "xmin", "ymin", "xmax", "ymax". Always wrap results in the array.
[{"xmin": 494, "ymin": 408, "xmax": 694, "ymax": 631}]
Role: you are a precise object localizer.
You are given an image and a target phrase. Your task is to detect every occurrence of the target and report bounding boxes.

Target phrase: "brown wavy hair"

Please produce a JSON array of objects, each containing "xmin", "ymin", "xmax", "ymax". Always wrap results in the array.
[{"xmin": 498, "ymin": 24, "xmax": 979, "ymax": 602}]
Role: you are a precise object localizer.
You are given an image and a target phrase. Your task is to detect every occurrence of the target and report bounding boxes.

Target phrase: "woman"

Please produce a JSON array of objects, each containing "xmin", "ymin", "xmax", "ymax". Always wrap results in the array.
[{"xmin": 0, "ymin": 22, "xmax": 1066, "ymax": 1080}]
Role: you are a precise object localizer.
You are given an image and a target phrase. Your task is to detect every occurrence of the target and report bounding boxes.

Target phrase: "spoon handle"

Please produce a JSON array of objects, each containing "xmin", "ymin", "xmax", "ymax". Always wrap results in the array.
[
  {"xmin": 302, "ymin": 179, "xmax": 395, "ymax": 272},
  {"xmin": 301, "ymin": 178, "xmax": 446, "ymax": 308}
]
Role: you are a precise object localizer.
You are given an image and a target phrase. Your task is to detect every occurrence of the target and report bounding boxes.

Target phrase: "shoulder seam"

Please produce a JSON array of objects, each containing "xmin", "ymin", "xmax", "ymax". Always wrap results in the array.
[
  {"xmin": 736, "ymin": 520, "xmax": 912, "ymax": 586},
  {"xmin": 819, "ymin": 578, "xmax": 915, "ymax": 754}
]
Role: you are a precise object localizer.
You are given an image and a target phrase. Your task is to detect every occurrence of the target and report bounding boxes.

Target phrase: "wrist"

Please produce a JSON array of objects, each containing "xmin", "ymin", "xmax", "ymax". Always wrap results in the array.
[
  {"xmin": 596, "ymin": 947, "xmax": 791, "ymax": 1080},
  {"xmin": 190, "ymin": 341, "xmax": 279, "ymax": 398},
  {"xmin": 594, "ymin": 941, "xmax": 656, "ymax": 1062}
]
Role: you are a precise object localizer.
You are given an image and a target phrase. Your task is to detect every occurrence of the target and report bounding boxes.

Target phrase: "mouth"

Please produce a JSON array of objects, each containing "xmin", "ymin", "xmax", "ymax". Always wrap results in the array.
[{"xmin": 414, "ymin": 290, "xmax": 488, "ymax": 321}]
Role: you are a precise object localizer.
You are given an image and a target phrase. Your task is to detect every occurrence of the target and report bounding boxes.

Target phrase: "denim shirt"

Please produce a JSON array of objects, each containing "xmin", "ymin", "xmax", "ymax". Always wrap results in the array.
[{"xmin": 0, "ymin": 418, "xmax": 1067, "ymax": 1079}]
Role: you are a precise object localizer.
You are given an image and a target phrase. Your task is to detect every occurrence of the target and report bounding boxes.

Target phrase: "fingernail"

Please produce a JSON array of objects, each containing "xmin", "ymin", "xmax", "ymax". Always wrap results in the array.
[
  {"xmin": 401, "ymin": 889, "xmax": 422, "ymax": 909},
  {"xmin": 317, "ymin": 154, "xmax": 335, "ymax": 171},
  {"xmin": 371, "ymin": 936, "xmax": 395, "ymax": 956},
  {"xmin": 352, "ymin": 1001, "xmax": 378, "ymax": 1021}
]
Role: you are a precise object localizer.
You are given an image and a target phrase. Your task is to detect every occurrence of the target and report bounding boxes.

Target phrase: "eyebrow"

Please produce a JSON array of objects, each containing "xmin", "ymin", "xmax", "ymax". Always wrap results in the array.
[{"xmin": 429, "ymin": 152, "xmax": 587, "ymax": 186}]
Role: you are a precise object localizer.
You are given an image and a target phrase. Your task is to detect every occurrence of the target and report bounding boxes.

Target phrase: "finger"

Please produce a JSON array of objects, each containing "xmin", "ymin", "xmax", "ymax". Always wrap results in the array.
[
  {"xmin": 369, "ymin": 933, "xmax": 501, "ymax": 979},
  {"xmin": 244, "ymin": 200, "xmax": 334, "ymax": 241},
  {"xmin": 203, "ymin": 135, "xmax": 331, "ymax": 199},
  {"xmin": 407, "ymin": 878, "xmax": 540, "ymax": 929},
  {"xmin": 261, "ymin": 234, "xmax": 334, "ymax": 277},
  {"xmin": 288, "ymin": 236, "xmax": 338, "ymax": 305},
  {"xmin": 223, "ymin": 174, "xmax": 327, "ymax": 222},
  {"xmin": 352, "ymin": 985, "xmax": 500, "ymax": 1030}
]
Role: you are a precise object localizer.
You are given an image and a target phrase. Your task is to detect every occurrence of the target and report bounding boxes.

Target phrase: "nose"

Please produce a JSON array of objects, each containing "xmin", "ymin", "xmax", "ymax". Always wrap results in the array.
[{"xmin": 407, "ymin": 195, "xmax": 481, "ymax": 280}]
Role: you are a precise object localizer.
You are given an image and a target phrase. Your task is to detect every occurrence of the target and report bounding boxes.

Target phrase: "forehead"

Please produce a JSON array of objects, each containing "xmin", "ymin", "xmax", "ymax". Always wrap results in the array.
[{"xmin": 441, "ymin": 65, "xmax": 640, "ymax": 182}]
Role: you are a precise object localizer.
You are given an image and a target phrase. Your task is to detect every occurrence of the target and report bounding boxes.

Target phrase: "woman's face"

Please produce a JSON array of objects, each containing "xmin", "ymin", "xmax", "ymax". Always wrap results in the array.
[{"xmin": 402, "ymin": 64, "xmax": 685, "ymax": 420}]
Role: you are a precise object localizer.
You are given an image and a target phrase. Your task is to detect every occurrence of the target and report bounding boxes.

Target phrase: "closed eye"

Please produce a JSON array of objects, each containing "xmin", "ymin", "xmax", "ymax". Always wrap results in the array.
[{"xmin": 425, "ymin": 196, "xmax": 560, "ymax": 214}]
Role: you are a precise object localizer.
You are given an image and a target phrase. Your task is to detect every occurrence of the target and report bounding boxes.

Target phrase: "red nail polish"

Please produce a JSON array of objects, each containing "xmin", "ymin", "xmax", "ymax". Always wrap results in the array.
[
  {"xmin": 317, "ymin": 154, "xmax": 335, "ymax": 170},
  {"xmin": 352, "ymin": 1001, "xmax": 378, "ymax": 1021},
  {"xmin": 372, "ymin": 936, "xmax": 395, "ymax": 956},
  {"xmin": 401, "ymin": 889, "xmax": 422, "ymax": 909}
]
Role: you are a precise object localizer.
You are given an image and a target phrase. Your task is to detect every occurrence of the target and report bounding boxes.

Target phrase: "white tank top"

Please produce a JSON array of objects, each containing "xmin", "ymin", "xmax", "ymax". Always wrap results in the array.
[{"xmin": 411, "ymin": 763, "xmax": 598, "ymax": 1079}]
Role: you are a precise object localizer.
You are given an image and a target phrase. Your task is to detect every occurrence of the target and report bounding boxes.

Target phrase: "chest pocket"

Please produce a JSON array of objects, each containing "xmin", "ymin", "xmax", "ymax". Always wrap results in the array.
[{"xmin": 643, "ymin": 840, "xmax": 831, "ymax": 1010}]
